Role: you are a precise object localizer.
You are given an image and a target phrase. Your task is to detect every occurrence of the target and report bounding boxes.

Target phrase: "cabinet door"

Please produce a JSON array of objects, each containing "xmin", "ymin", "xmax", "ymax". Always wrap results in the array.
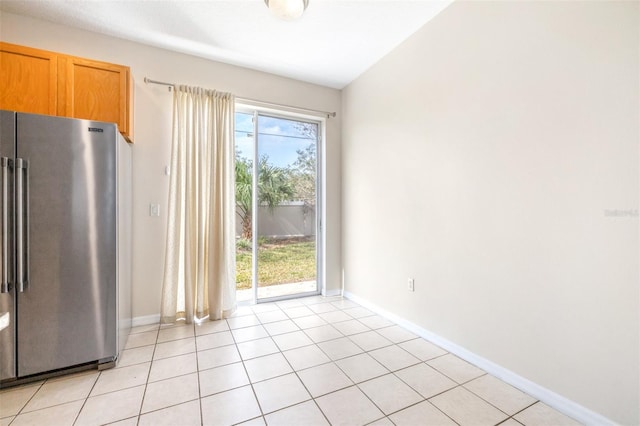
[
  {"xmin": 60, "ymin": 56, "xmax": 131, "ymax": 139},
  {"xmin": 0, "ymin": 42, "xmax": 57, "ymax": 115}
]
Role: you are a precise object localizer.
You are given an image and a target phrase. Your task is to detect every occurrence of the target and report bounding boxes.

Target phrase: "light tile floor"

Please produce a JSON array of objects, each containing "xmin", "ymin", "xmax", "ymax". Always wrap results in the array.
[{"xmin": 0, "ymin": 295, "xmax": 582, "ymax": 426}]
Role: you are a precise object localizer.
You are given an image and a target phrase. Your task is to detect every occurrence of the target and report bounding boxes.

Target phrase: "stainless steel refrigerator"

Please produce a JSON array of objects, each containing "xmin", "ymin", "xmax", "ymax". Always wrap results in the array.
[{"xmin": 0, "ymin": 111, "xmax": 132, "ymax": 384}]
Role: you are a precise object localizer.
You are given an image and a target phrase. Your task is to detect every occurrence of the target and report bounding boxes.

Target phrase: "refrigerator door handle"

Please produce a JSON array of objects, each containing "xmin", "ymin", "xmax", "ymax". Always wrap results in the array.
[
  {"xmin": 0, "ymin": 157, "xmax": 8, "ymax": 293},
  {"xmin": 16, "ymin": 158, "xmax": 28, "ymax": 293}
]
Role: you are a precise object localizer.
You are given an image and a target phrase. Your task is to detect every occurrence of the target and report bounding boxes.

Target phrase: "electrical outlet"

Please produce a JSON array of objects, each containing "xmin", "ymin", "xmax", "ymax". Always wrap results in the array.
[{"xmin": 408, "ymin": 278, "xmax": 415, "ymax": 292}]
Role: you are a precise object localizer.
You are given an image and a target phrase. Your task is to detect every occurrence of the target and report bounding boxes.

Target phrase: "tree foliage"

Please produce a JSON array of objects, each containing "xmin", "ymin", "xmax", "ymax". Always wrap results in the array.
[
  {"xmin": 290, "ymin": 143, "xmax": 316, "ymax": 206},
  {"xmin": 235, "ymin": 121, "xmax": 318, "ymax": 239},
  {"xmin": 290, "ymin": 122, "xmax": 317, "ymax": 206},
  {"xmin": 235, "ymin": 155, "xmax": 294, "ymax": 239}
]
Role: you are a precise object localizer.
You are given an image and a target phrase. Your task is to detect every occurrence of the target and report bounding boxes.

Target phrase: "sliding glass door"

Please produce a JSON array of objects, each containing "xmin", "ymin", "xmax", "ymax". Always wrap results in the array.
[{"xmin": 235, "ymin": 109, "xmax": 321, "ymax": 302}]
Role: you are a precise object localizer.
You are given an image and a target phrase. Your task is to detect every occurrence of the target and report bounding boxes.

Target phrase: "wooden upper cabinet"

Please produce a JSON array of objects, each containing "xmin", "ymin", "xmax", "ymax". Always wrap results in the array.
[
  {"xmin": 59, "ymin": 56, "xmax": 133, "ymax": 141},
  {"xmin": 0, "ymin": 42, "xmax": 133, "ymax": 142},
  {"xmin": 0, "ymin": 42, "xmax": 58, "ymax": 115}
]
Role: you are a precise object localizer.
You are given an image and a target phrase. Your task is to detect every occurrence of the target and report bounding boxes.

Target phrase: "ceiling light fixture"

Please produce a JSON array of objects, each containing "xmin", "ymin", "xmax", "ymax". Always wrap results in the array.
[{"xmin": 264, "ymin": 0, "xmax": 309, "ymax": 20}]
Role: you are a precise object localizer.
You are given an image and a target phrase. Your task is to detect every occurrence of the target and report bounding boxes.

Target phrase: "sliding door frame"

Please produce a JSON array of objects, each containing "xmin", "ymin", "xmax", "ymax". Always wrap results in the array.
[{"xmin": 236, "ymin": 103, "xmax": 324, "ymax": 304}]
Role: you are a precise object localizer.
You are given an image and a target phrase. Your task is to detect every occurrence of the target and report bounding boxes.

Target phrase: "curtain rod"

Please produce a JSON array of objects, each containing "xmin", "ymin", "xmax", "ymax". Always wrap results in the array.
[{"xmin": 144, "ymin": 76, "xmax": 337, "ymax": 118}]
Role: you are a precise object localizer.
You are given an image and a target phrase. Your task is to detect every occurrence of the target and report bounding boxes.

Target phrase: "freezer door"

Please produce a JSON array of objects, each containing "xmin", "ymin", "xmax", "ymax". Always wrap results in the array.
[
  {"xmin": 0, "ymin": 110, "xmax": 16, "ymax": 382},
  {"xmin": 16, "ymin": 113, "xmax": 117, "ymax": 377}
]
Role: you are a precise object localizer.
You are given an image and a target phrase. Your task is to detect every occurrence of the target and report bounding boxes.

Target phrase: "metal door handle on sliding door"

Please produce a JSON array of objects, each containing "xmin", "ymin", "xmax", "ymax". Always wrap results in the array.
[
  {"xmin": 15, "ymin": 158, "xmax": 28, "ymax": 293},
  {"xmin": 0, "ymin": 157, "xmax": 8, "ymax": 293}
]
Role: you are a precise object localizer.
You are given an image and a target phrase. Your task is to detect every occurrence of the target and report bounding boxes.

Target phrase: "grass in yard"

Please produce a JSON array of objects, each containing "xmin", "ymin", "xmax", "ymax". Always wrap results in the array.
[{"xmin": 236, "ymin": 237, "xmax": 316, "ymax": 290}]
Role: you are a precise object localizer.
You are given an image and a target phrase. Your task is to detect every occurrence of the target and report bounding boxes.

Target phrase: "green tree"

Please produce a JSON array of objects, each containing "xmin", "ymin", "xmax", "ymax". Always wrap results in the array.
[
  {"xmin": 290, "ymin": 142, "xmax": 316, "ymax": 205},
  {"xmin": 235, "ymin": 155, "xmax": 294, "ymax": 240},
  {"xmin": 235, "ymin": 156, "xmax": 253, "ymax": 239},
  {"xmin": 289, "ymin": 122, "xmax": 317, "ymax": 207}
]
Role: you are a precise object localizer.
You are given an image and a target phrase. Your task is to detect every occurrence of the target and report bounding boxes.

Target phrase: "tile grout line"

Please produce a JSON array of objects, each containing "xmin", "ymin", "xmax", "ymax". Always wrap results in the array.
[
  {"xmin": 347, "ymin": 341, "xmax": 432, "ymax": 422},
  {"xmin": 229, "ymin": 315, "xmax": 268, "ymax": 424},
  {"xmin": 4, "ymin": 311, "xmax": 389, "ymax": 422},
  {"xmin": 73, "ymin": 327, "xmax": 158, "ymax": 425},
  {"xmin": 1, "ymin": 373, "xmax": 95, "ymax": 417},
  {"xmin": 192, "ymin": 322, "xmax": 204, "ymax": 426},
  {"xmin": 265, "ymin": 307, "xmax": 355, "ymax": 425},
  {"xmin": 255, "ymin": 297, "xmax": 383, "ymax": 424},
  {"xmin": 390, "ymin": 345, "xmax": 473, "ymax": 426},
  {"xmin": 70, "ymin": 370, "xmax": 101, "ymax": 426},
  {"xmin": 460, "ymin": 373, "xmax": 536, "ymax": 421},
  {"xmin": 135, "ymin": 326, "xmax": 160, "ymax": 424},
  {"xmin": 300, "ymin": 303, "xmax": 478, "ymax": 425},
  {"xmin": 5, "ymin": 379, "xmax": 45, "ymax": 422},
  {"xmin": 302, "ymin": 313, "xmax": 396, "ymax": 425},
  {"xmin": 255, "ymin": 302, "xmax": 326, "ymax": 423},
  {"xmin": 504, "ymin": 400, "xmax": 541, "ymax": 424},
  {"xmin": 7, "ymin": 374, "xmax": 93, "ymax": 426},
  {"xmin": 135, "ymin": 324, "xmax": 218, "ymax": 419},
  {"xmin": 403, "ymin": 355, "xmax": 520, "ymax": 423},
  {"xmin": 2, "ymin": 296, "xmax": 556, "ymax": 426},
  {"xmin": 269, "ymin": 333, "xmax": 339, "ymax": 425}
]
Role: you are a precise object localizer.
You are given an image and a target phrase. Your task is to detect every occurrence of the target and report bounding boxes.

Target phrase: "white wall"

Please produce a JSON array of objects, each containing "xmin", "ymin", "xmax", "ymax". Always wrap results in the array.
[
  {"xmin": 0, "ymin": 11, "xmax": 342, "ymax": 319},
  {"xmin": 342, "ymin": 1, "xmax": 638, "ymax": 424}
]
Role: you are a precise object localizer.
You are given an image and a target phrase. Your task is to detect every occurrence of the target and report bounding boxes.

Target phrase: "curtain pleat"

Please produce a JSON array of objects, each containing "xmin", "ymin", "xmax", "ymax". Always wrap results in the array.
[{"xmin": 161, "ymin": 85, "xmax": 236, "ymax": 324}]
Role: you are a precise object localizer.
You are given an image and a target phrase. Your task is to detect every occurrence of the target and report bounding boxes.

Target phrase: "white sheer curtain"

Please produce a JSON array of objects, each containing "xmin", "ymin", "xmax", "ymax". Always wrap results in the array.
[{"xmin": 161, "ymin": 85, "xmax": 237, "ymax": 323}]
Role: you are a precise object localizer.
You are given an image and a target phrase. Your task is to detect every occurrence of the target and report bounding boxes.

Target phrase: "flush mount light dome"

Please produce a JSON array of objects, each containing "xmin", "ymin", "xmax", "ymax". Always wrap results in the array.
[{"xmin": 264, "ymin": 0, "xmax": 309, "ymax": 20}]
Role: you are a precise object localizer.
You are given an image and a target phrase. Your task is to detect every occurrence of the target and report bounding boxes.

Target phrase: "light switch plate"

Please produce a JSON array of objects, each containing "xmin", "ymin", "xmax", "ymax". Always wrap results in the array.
[{"xmin": 149, "ymin": 203, "xmax": 160, "ymax": 217}]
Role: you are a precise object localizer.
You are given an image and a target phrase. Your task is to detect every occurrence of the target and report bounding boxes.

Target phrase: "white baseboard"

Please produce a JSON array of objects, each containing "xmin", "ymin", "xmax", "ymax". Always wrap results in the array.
[
  {"xmin": 132, "ymin": 314, "xmax": 160, "ymax": 327},
  {"xmin": 343, "ymin": 291, "xmax": 615, "ymax": 426},
  {"xmin": 323, "ymin": 288, "xmax": 342, "ymax": 297}
]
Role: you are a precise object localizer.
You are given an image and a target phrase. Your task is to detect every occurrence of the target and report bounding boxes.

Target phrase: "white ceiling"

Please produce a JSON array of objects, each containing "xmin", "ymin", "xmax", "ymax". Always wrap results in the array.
[{"xmin": 0, "ymin": 0, "xmax": 452, "ymax": 89}]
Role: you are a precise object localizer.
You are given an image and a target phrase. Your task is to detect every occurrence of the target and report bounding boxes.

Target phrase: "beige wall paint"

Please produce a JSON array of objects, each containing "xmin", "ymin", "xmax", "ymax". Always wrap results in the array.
[
  {"xmin": 0, "ymin": 11, "xmax": 342, "ymax": 319},
  {"xmin": 342, "ymin": 1, "xmax": 638, "ymax": 424}
]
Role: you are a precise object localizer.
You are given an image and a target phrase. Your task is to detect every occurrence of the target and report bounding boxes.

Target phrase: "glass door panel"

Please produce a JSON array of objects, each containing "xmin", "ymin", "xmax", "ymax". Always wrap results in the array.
[
  {"xmin": 235, "ymin": 109, "xmax": 321, "ymax": 303},
  {"xmin": 234, "ymin": 111, "xmax": 255, "ymax": 303},
  {"xmin": 256, "ymin": 114, "xmax": 319, "ymax": 300}
]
